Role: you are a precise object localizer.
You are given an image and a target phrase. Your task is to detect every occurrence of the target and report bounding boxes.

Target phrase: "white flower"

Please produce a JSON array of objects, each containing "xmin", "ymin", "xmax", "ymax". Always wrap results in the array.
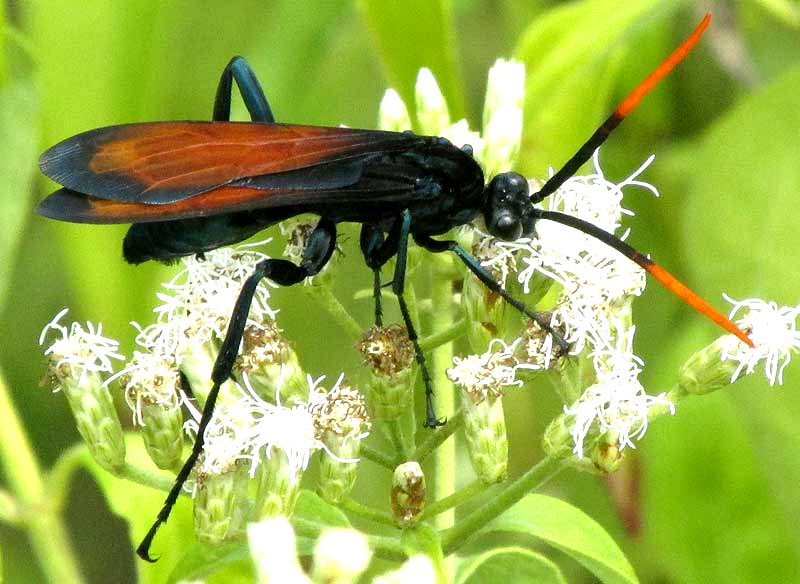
[
  {"xmin": 482, "ymin": 59, "xmax": 525, "ymax": 176},
  {"xmin": 499, "ymin": 151, "xmax": 654, "ymax": 353},
  {"xmin": 415, "ymin": 68, "xmax": 450, "ymax": 135},
  {"xmin": 448, "ymin": 338, "xmax": 539, "ymax": 402},
  {"xmin": 107, "ymin": 351, "xmax": 181, "ymax": 426},
  {"xmin": 183, "ymin": 396, "xmax": 255, "ymax": 478},
  {"xmin": 721, "ymin": 296, "xmax": 800, "ymax": 385},
  {"xmin": 40, "ymin": 308, "xmax": 125, "ymax": 386},
  {"xmin": 378, "ymin": 88, "xmax": 412, "ymax": 132},
  {"xmin": 565, "ymin": 328, "xmax": 672, "ymax": 457},
  {"xmin": 248, "ymin": 517, "xmax": 311, "ymax": 584},
  {"xmin": 134, "ymin": 243, "xmax": 277, "ymax": 363},
  {"xmin": 190, "ymin": 373, "xmax": 367, "ymax": 483},
  {"xmin": 312, "ymin": 528, "xmax": 371, "ymax": 581}
]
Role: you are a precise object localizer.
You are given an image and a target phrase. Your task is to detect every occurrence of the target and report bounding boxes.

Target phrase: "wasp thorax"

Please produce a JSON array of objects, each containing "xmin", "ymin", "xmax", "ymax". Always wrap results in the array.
[{"xmin": 484, "ymin": 172, "xmax": 535, "ymax": 241}]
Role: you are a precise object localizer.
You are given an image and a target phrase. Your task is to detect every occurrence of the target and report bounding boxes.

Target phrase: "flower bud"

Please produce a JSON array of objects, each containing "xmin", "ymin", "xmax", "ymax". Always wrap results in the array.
[
  {"xmin": 415, "ymin": 68, "xmax": 450, "ymax": 135},
  {"xmin": 312, "ymin": 380, "xmax": 370, "ymax": 503},
  {"xmin": 312, "ymin": 528, "xmax": 372, "ymax": 583},
  {"xmin": 391, "ymin": 462, "xmax": 425, "ymax": 528},
  {"xmin": 235, "ymin": 323, "xmax": 306, "ymax": 405},
  {"xmin": 193, "ymin": 461, "xmax": 250, "ymax": 544},
  {"xmin": 379, "ymin": 88, "xmax": 412, "ymax": 132},
  {"xmin": 679, "ymin": 336, "xmax": 742, "ymax": 395},
  {"xmin": 119, "ymin": 353, "xmax": 183, "ymax": 470},
  {"xmin": 40, "ymin": 312, "xmax": 126, "ymax": 472},
  {"xmin": 253, "ymin": 449, "xmax": 301, "ymax": 519},
  {"xmin": 357, "ymin": 325, "xmax": 414, "ymax": 421},
  {"xmin": 61, "ymin": 374, "xmax": 126, "ymax": 472}
]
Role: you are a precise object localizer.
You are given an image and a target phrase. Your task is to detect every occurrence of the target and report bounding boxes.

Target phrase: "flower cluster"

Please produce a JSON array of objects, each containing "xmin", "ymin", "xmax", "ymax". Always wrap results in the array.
[
  {"xmin": 40, "ymin": 243, "xmax": 371, "ymax": 542},
  {"xmin": 400, "ymin": 62, "xmax": 800, "ymax": 461}
]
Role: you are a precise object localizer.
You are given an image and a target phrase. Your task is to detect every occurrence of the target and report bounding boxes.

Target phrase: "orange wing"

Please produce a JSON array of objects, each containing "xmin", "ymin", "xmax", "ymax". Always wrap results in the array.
[{"xmin": 39, "ymin": 121, "xmax": 421, "ymax": 204}]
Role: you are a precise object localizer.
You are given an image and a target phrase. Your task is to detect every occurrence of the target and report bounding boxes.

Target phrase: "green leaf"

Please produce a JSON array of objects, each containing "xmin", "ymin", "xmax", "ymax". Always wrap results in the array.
[
  {"xmin": 292, "ymin": 489, "xmax": 351, "ymax": 554},
  {"xmin": 752, "ymin": 0, "xmax": 800, "ymax": 29},
  {"xmin": 293, "ymin": 489, "xmax": 351, "ymax": 527},
  {"xmin": 167, "ymin": 542, "xmax": 251, "ymax": 584},
  {"xmin": 514, "ymin": 0, "xmax": 677, "ymax": 175},
  {"xmin": 487, "ymin": 494, "xmax": 637, "ymax": 584},
  {"xmin": 643, "ymin": 392, "xmax": 800, "ymax": 582},
  {"xmin": 457, "ymin": 547, "xmax": 566, "ymax": 584},
  {"xmin": 0, "ymin": 80, "xmax": 38, "ymax": 310},
  {"xmin": 357, "ymin": 0, "xmax": 464, "ymax": 121},
  {"xmin": 682, "ymin": 64, "xmax": 800, "ymax": 301}
]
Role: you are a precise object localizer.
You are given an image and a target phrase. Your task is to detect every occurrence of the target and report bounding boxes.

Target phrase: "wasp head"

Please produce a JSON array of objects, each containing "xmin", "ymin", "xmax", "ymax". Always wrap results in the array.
[{"xmin": 483, "ymin": 172, "xmax": 536, "ymax": 241}]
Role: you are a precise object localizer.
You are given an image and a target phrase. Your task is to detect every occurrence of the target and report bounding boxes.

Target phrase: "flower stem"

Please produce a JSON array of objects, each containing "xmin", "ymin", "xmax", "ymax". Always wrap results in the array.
[
  {"xmin": 419, "ymin": 318, "xmax": 467, "ymax": 352},
  {"xmin": 440, "ymin": 453, "xmax": 566, "ymax": 555},
  {"xmin": 430, "ymin": 261, "xmax": 456, "ymax": 536},
  {"xmin": 0, "ymin": 368, "xmax": 85, "ymax": 583},
  {"xmin": 359, "ymin": 443, "xmax": 396, "ymax": 470},
  {"xmin": 303, "ymin": 284, "xmax": 363, "ymax": 341},
  {"xmin": 339, "ymin": 496, "xmax": 396, "ymax": 526},
  {"xmin": 413, "ymin": 408, "xmax": 463, "ymax": 463},
  {"xmin": 421, "ymin": 478, "xmax": 484, "ymax": 520}
]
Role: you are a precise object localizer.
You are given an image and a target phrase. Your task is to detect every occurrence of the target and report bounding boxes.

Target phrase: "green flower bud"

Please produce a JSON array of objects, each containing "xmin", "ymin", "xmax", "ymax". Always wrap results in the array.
[
  {"xmin": 235, "ymin": 323, "xmax": 306, "ymax": 405},
  {"xmin": 40, "ymin": 311, "xmax": 127, "ymax": 472},
  {"xmin": 253, "ymin": 449, "xmax": 301, "ymax": 519},
  {"xmin": 357, "ymin": 325, "xmax": 414, "ymax": 421},
  {"xmin": 60, "ymin": 372, "xmax": 126, "ymax": 472},
  {"xmin": 139, "ymin": 401, "xmax": 183, "ymax": 470},
  {"xmin": 312, "ymin": 382, "xmax": 370, "ymax": 503},
  {"xmin": 460, "ymin": 390, "xmax": 508, "ymax": 484},
  {"xmin": 193, "ymin": 460, "xmax": 250, "ymax": 545},
  {"xmin": 679, "ymin": 336, "xmax": 741, "ymax": 395},
  {"xmin": 462, "ymin": 237, "xmax": 509, "ymax": 352},
  {"xmin": 119, "ymin": 353, "xmax": 183, "ymax": 470}
]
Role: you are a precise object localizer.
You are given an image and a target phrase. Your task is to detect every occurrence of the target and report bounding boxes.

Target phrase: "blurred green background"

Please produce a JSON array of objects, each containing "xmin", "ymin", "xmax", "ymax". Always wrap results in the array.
[{"xmin": 1, "ymin": 0, "xmax": 799, "ymax": 582}]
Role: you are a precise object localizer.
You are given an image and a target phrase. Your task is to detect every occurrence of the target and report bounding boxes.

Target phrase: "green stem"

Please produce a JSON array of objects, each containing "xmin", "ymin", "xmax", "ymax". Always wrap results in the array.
[
  {"xmin": 440, "ymin": 453, "xmax": 566, "ymax": 555},
  {"xmin": 304, "ymin": 285, "xmax": 363, "ymax": 341},
  {"xmin": 419, "ymin": 318, "xmax": 467, "ymax": 352},
  {"xmin": 359, "ymin": 443, "xmax": 396, "ymax": 470},
  {"xmin": 421, "ymin": 478, "xmax": 485, "ymax": 520},
  {"xmin": 386, "ymin": 418, "xmax": 411, "ymax": 461},
  {"xmin": 413, "ymin": 408, "xmax": 463, "ymax": 463},
  {"xmin": 339, "ymin": 496, "xmax": 395, "ymax": 526},
  {"xmin": 48, "ymin": 442, "xmax": 175, "ymax": 513},
  {"xmin": 116, "ymin": 461, "xmax": 176, "ymax": 492},
  {"xmin": 0, "ymin": 368, "xmax": 85, "ymax": 583},
  {"xmin": 430, "ymin": 262, "xmax": 455, "ymax": 534}
]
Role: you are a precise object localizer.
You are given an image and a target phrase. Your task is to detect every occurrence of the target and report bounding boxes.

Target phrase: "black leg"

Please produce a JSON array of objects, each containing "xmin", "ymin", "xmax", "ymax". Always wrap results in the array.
[
  {"xmin": 388, "ymin": 211, "xmax": 444, "ymax": 428},
  {"xmin": 414, "ymin": 234, "xmax": 569, "ymax": 352},
  {"xmin": 136, "ymin": 219, "xmax": 337, "ymax": 562},
  {"xmin": 213, "ymin": 56, "xmax": 275, "ymax": 123},
  {"xmin": 360, "ymin": 223, "xmax": 396, "ymax": 327}
]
